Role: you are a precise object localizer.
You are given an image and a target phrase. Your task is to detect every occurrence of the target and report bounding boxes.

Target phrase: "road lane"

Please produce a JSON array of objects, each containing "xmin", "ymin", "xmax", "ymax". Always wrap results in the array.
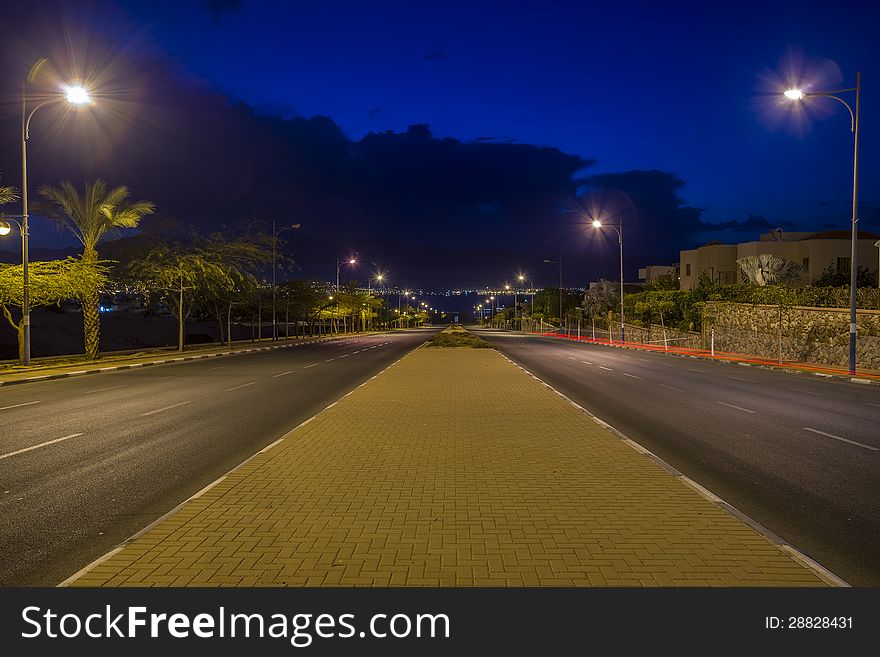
[
  {"xmin": 475, "ymin": 328, "xmax": 880, "ymax": 585},
  {"xmin": 0, "ymin": 329, "xmax": 437, "ymax": 585}
]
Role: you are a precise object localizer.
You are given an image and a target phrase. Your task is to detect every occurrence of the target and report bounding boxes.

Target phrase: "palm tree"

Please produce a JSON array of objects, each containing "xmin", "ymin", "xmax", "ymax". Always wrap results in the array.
[
  {"xmin": 0, "ymin": 186, "xmax": 18, "ymax": 205},
  {"xmin": 38, "ymin": 180, "xmax": 155, "ymax": 359},
  {"xmin": 736, "ymin": 254, "xmax": 805, "ymax": 287}
]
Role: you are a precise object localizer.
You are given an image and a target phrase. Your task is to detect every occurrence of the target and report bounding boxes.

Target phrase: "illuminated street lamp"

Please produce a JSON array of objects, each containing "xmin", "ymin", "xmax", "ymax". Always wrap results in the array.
[
  {"xmin": 17, "ymin": 66, "xmax": 93, "ymax": 365},
  {"xmin": 783, "ymin": 73, "xmax": 861, "ymax": 373},
  {"xmin": 592, "ymin": 218, "xmax": 625, "ymax": 343},
  {"xmin": 367, "ymin": 273, "xmax": 384, "ymax": 330},
  {"xmin": 336, "ymin": 257, "xmax": 356, "ymax": 293}
]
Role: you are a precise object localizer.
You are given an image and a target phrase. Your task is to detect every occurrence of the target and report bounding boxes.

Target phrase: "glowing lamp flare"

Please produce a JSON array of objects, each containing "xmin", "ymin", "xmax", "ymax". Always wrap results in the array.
[
  {"xmin": 784, "ymin": 89, "xmax": 805, "ymax": 100},
  {"xmin": 592, "ymin": 220, "xmax": 603, "ymax": 229},
  {"xmin": 63, "ymin": 85, "xmax": 92, "ymax": 105},
  {"xmin": 0, "ymin": 221, "xmax": 12, "ymax": 236}
]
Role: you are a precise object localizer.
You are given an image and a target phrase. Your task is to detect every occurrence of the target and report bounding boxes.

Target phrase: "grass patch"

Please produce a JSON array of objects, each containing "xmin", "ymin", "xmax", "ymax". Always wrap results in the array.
[{"xmin": 426, "ymin": 326, "xmax": 494, "ymax": 348}]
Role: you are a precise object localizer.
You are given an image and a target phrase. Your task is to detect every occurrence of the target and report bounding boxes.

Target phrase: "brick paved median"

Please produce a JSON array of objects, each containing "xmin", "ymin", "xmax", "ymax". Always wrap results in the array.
[{"xmin": 67, "ymin": 345, "xmax": 832, "ymax": 586}]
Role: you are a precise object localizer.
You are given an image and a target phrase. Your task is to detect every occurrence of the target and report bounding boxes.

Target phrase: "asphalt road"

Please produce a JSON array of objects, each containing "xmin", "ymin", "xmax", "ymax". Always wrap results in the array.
[
  {"xmin": 0, "ymin": 329, "xmax": 438, "ymax": 586},
  {"xmin": 473, "ymin": 328, "xmax": 880, "ymax": 586}
]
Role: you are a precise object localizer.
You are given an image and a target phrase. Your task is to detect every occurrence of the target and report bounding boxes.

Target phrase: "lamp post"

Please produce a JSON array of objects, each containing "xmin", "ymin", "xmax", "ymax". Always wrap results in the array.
[
  {"xmin": 783, "ymin": 74, "xmax": 861, "ymax": 374},
  {"xmin": 335, "ymin": 257, "xmax": 356, "ymax": 334},
  {"xmin": 543, "ymin": 258, "xmax": 563, "ymax": 331},
  {"xmin": 592, "ymin": 218, "xmax": 625, "ymax": 343},
  {"xmin": 367, "ymin": 273, "xmax": 383, "ymax": 331},
  {"xmin": 271, "ymin": 221, "xmax": 300, "ymax": 340},
  {"xmin": 874, "ymin": 240, "xmax": 880, "ymax": 292},
  {"xmin": 18, "ymin": 70, "xmax": 93, "ymax": 365}
]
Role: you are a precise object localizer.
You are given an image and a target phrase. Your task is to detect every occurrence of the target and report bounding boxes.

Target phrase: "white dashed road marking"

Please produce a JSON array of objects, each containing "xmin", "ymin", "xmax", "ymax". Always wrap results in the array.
[
  {"xmin": 141, "ymin": 401, "xmax": 192, "ymax": 416},
  {"xmin": 717, "ymin": 401, "xmax": 756, "ymax": 414},
  {"xmin": 225, "ymin": 382, "xmax": 256, "ymax": 392},
  {"xmin": 0, "ymin": 433, "xmax": 83, "ymax": 461},
  {"xmin": 803, "ymin": 427, "xmax": 878, "ymax": 451},
  {"xmin": 0, "ymin": 400, "xmax": 42, "ymax": 412}
]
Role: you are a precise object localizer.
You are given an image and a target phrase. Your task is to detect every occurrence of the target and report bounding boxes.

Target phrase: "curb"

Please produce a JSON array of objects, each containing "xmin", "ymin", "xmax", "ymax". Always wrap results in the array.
[
  {"xmin": 0, "ymin": 334, "xmax": 380, "ymax": 388},
  {"xmin": 495, "ymin": 349, "xmax": 849, "ymax": 588},
  {"xmin": 530, "ymin": 333, "xmax": 880, "ymax": 387}
]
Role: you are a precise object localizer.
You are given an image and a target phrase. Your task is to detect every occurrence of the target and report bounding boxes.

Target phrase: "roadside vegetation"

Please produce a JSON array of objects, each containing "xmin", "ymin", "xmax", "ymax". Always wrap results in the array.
[{"xmin": 426, "ymin": 325, "xmax": 493, "ymax": 348}]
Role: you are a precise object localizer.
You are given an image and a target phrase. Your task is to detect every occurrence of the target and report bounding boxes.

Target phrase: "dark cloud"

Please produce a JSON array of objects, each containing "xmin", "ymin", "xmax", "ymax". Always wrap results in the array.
[
  {"xmin": 702, "ymin": 214, "xmax": 793, "ymax": 233},
  {"xmin": 577, "ymin": 170, "xmax": 705, "ymax": 259}
]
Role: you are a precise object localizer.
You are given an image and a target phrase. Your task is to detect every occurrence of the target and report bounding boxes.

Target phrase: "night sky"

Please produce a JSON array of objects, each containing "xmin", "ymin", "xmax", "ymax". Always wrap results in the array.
[{"xmin": 0, "ymin": 0, "xmax": 877, "ymax": 288}]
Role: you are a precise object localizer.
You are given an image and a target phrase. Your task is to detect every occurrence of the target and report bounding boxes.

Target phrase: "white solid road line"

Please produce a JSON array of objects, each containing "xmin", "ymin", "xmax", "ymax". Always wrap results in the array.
[
  {"xmin": 598, "ymin": 365, "xmax": 613, "ymax": 371},
  {"xmin": 0, "ymin": 400, "xmax": 42, "ymax": 412},
  {"xmin": 786, "ymin": 387, "xmax": 823, "ymax": 396},
  {"xmin": 141, "ymin": 401, "xmax": 192, "ymax": 416},
  {"xmin": 84, "ymin": 385, "xmax": 128, "ymax": 395},
  {"xmin": 803, "ymin": 427, "xmax": 878, "ymax": 451},
  {"xmin": 225, "ymin": 381, "xmax": 256, "ymax": 392},
  {"xmin": 304, "ymin": 363, "xmax": 318, "ymax": 369},
  {"xmin": 622, "ymin": 373, "xmax": 643, "ymax": 380},
  {"xmin": 0, "ymin": 433, "xmax": 83, "ymax": 461},
  {"xmin": 272, "ymin": 371, "xmax": 294, "ymax": 378},
  {"xmin": 659, "ymin": 383, "xmax": 687, "ymax": 393},
  {"xmin": 717, "ymin": 401, "xmax": 756, "ymax": 414}
]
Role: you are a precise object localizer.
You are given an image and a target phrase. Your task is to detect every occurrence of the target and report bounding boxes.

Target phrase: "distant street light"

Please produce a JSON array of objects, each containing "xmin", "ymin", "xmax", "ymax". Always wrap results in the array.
[
  {"xmin": 783, "ymin": 73, "xmax": 861, "ymax": 374},
  {"xmin": 271, "ymin": 221, "xmax": 300, "ymax": 340},
  {"xmin": 336, "ymin": 257, "xmax": 357, "ymax": 293},
  {"xmin": 18, "ymin": 61, "xmax": 94, "ymax": 365},
  {"xmin": 367, "ymin": 273, "xmax": 384, "ymax": 330},
  {"xmin": 592, "ymin": 218, "xmax": 625, "ymax": 343}
]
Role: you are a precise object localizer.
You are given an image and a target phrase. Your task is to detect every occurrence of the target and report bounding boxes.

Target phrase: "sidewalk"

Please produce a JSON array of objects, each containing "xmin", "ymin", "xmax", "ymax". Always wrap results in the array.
[
  {"xmin": 0, "ymin": 333, "xmax": 376, "ymax": 387},
  {"xmin": 65, "ymin": 345, "xmax": 837, "ymax": 587}
]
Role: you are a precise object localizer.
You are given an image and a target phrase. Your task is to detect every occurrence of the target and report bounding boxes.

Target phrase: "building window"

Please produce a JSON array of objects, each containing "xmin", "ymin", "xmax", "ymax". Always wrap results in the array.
[
  {"xmin": 802, "ymin": 257, "xmax": 809, "ymax": 269},
  {"xmin": 837, "ymin": 257, "xmax": 851, "ymax": 273},
  {"xmin": 685, "ymin": 263, "xmax": 692, "ymax": 276},
  {"xmin": 718, "ymin": 271, "xmax": 736, "ymax": 285}
]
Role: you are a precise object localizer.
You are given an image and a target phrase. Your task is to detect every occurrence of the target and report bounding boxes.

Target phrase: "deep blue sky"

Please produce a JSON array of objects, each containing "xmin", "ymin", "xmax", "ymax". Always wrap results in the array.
[
  {"xmin": 0, "ymin": 0, "xmax": 878, "ymax": 288},
  {"xmin": 119, "ymin": 0, "xmax": 879, "ymax": 230}
]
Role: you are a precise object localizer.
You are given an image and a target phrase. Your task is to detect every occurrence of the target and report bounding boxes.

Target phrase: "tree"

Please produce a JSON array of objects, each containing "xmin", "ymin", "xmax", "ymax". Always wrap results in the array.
[
  {"xmin": 736, "ymin": 254, "xmax": 804, "ymax": 287},
  {"xmin": 583, "ymin": 280, "xmax": 618, "ymax": 318},
  {"xmin": 130, "ymin": 247, "xmax": 233, "ymax": 352},
  {"xmin": 37, "ymin": 180, "xmax": 155, "ymax": 359},
  {"xmin": 0, "ymin": 185, "xmax": 18, "ymax": 205},
  {"xmin": 815, "ymin": 262, "xmax": 876, "ymax": 288},
  {"xmin": 0, "ymin": 258, "xmax": 109, "ymax": 363}
]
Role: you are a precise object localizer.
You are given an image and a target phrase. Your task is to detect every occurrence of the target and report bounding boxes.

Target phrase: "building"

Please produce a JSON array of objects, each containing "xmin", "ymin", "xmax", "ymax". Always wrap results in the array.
[
  {"xmin": 679, "ymin": 229, "xmax": 880, "ymax": 290},
  {"xmin": 638, "ymin": 264, "xmax": 678, "ymax": 285}
]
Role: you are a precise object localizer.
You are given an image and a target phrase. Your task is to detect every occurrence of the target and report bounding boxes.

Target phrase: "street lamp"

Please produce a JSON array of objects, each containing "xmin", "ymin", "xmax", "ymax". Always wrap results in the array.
[
  {"xmin": 271, "ymin": 221, "xmax": 300, "ymax": 340},
  {"xmin": 367, "ymin": 273, "xmax": 384, "ymax": 330},
  {"xmin": 592, "ymin": 218, "xmax": 625, "ymax": 343},
  {"xmin": 18, "ymin": 68, "xmax": 93, "ymax": 365},
  {"xmin": 783, "ymin": 74, "xmax": 861, "ymax": 374},
  {"xmin": 543, "ymin": 258, "xmax": 563, "ymax": 331},
  {"xmin": 336, "ymin": 257, "xmax": 356, "ymax": 293}
]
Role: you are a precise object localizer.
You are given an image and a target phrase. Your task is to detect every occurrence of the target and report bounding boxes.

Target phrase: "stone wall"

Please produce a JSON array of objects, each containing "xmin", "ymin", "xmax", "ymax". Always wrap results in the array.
[{"xmin": 704, "ymin": 302, "xmax": 880, "ymax": 371}]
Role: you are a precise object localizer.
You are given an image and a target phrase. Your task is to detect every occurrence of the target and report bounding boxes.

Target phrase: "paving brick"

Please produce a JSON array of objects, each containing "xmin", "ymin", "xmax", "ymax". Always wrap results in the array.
[{"xmin": 69, "ymin": 346, "xmax": 829, "ymax": 587}]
